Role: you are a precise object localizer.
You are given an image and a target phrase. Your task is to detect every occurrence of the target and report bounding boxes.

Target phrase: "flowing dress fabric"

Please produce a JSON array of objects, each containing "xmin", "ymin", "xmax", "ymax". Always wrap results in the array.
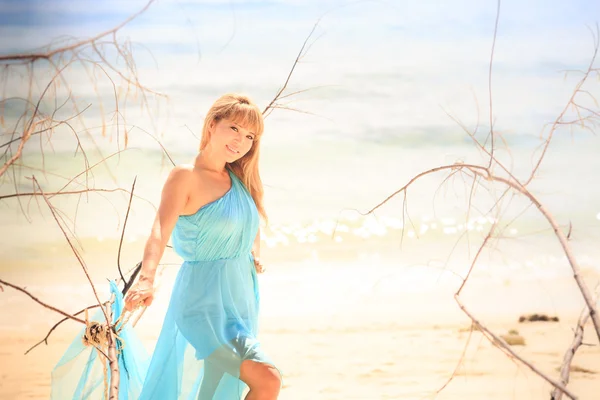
[
  {"xmin": 139, "ymin": 170, "xmax": 276, "ymax": 399},
  {"xmin": 51, "ymin": 281, "xmax": 150, "ymax": 400},
  {"xmin": 51, "ymin": 170, "xmax": 277, "ymax": 399}
]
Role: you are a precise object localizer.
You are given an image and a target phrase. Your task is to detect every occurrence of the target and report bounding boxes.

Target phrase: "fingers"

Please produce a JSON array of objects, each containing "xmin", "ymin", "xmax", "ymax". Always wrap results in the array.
[
  {"xmin": 124, "ymin": 296, "xmax": 138, "ymax": 312},
  {"xmin": 254, "ymin": 260, "xmax": 266, "ymax": 274},
  {"xmin": 124, "ymin": 287, "xmax": 154, "ymax": 312},
  {"xmin": 124, "ymin": 297, "xmax": 150, "ymax": 312}
]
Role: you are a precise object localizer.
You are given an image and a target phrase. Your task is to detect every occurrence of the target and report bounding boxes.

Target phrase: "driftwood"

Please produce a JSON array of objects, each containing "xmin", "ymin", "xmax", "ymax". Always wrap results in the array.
[
  {"xmin": 0, "ymin": 1, "xmax": 171, "ymax": 399},
  {"xmin": 0, "ymin": 1, "xmax": 320, "ymax": 398},
  {"xmin": 367, "ymin": 3, "xmax": 599, "ymax": 399},
  {"xmin": 551, "ymin": 286, "xmax": 599, "ymax": 400}
]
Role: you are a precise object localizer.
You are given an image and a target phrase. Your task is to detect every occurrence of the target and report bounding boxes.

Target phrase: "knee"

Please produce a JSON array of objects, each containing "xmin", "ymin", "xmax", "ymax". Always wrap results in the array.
[
  {"xmin": 261, "ymin": 367, "xmax": 282, "ymax": 394},
  {"xmin": 253, "ymin": 365, "xmax": 281, "ymax": 396},
  {"xmin": 241, "ymin": 361, "xmax": 282, "ymax": 396}
]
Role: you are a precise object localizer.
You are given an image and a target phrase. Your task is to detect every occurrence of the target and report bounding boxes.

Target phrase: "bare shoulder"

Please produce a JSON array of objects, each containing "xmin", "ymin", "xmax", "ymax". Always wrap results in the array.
[
  {"xmin": 162, "ymin": 164, "xmax": 195, "ymax": 192},
  {"xmin": 169, "ymin": 164, "xmax": 195, "ymax": 178}
]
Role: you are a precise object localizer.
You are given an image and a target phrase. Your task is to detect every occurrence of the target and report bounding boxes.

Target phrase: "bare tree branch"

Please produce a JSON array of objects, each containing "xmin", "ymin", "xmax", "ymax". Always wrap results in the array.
[
  {"xmin": 0, "ymin": 187, "xmax": 136, "ymax": 200},
  {"xmin": 0, "ymin": 1, "xmax": 157, "ymax": 63},
  {"xmin": 551, "ymin": 308, "xmax": 594, "ymax": 400},
  {"xmin": 263, "ymin": 20, "xmax": 320, "ymax": 117},
  {"xmin": 366, "ymin": 163, "xmax": 490, "ymax": 215},
  {"xmin": 117, "ymin": 177, "xmax": 137, "ymax": 283},
  {"xmin": 23, "ymin": 303, "xmax": 102, "ymax": 355},
  {"xmin": 0, "ymin": 118, "xmax": 41, "ymax": 176},
  {"xmin": 455, "ymin": 295, "xmax": 577, "ymax": 399},
  {"xmin": 25, "ymin": 262, "xmax": 142, "ymax": 356},
  {"xmin": 525, "ymin": 26, "xmax": 599, "ymax": 186},
  {"xmin": 485, "ymin": 0, "xmax": 501, "ymax": 169},
  {"xmin": 479, "ymin": 171, "xmax": 600, "ymax": 341},
  {"xmin": 0, "ymin": 279, "xmax": 86, "ymax": 325},
  {"xmin": 31, "ymin": 176, "xmax": 111, "ymax": 324}
]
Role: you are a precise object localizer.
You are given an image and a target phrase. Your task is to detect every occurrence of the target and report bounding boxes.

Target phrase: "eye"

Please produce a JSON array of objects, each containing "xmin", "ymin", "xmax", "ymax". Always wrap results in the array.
[
  {"xmin": 231, "ymin": 126, "xmax": 238, "ymax": 132},
  {"xmin": 246, "ymin": 135, "xmax": 255, "ymax": 141}
]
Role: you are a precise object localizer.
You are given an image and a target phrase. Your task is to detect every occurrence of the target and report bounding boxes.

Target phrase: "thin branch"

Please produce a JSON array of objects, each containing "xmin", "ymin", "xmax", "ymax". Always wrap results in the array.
[
  {"xmin": 122, "ymin": 262, "xmax": 143, "ymax": 296},
  {"xmin": 457, "ymin": 231, "xmax": 494, "ymax": 295},
  {"xmin": 551, "ymin": 308, "xmax": 593, "ymax": 400},
  {"xmin": 0, "ymin": 61, "xmax": 68, "ymax": 176},
  {"xmin": 365, "ymin": 163, "xmax": 490, "ymax": 215},
  {"xmin": 443, "ymin": 109, "xmax": 519, "ymax": 185},
  {"xmin": 48, "ymin": 148, "xmax": 131, "ymax": 199},
  {"xmin": 479, "ymin": 171, "xmax": 600, "ymax": 341},
  {"xmin": 269, "ymin": 104, "xmax": 321, "ymax": 117},
  {"xmin": 25, "ymin": 262, "xmax": 142, "ymax": 355},
  {"xmin": 31, "ymin": 176, "xmax": 110, "ymax": 324},
  {"xmin": 131, "ymin": 125, "xmax": 176, "ymax": 166},
  {"xmin": 525, "ymin": 26, "xmax": 599, "ymax": 186},
  {"xmin": 431, "ymin": 324, "xmax": 477, "ymax": 397},
  {"xmin": 450, "ymin": 227, "xmax": 577, "ymax": 399},
  {"xmin": 24, "ymin": 304, "xmax": 102, "ymax": 355},
  {"xmin": 0, "ymin": 279, "xmax": 86, "ymax": 325},
  {"xmin": 276, "ymin": 85, "xmax": 337, "ymax": 101},
  {"xmin": 0, "ymin": 118, "xmax": 41, "ymax": 177},
  {"xmin": 263, "ymin": 20, "xmax": 320, "ymax": 116},
  {"xmin": 485, "ymin": 0, "xmax": 501, "ymax": 169},
  {"xmin": 1, "ymin": 187, "xmax": 136, "ymax": 201},
  {"xmin": 22, "ymin": 59, "xmax": 73, "ymax": 141},
  {"xmin": 117, "ymin": 177, "xmax": 137, "ymax": 283},
  {"xmin": 0, "ymin": 0, "xmax": 157, "ymax": 63},
  {"xmin": 0, "ymin": 103, "xmax": 93, "ymax": 150},
  {"xmin": 455, "ymin": 296, "xmax": 577, "ymax": 399},
  {"xmin": 106, "ymin": 305, "xmax": 119, "ymax": 400}
]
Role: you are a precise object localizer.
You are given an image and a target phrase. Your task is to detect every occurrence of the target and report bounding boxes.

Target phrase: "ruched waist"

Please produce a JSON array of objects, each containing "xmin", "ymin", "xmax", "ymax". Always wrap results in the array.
[{"xmin": 180, "ymin": 253, "xmax": 253, "ymax": 264}]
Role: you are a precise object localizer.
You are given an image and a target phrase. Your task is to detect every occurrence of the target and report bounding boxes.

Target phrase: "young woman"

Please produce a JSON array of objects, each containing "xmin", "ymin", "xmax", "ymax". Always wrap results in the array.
[{"xmin": 124, "ymin": 93, "xmax": 281, "ymax": 399}]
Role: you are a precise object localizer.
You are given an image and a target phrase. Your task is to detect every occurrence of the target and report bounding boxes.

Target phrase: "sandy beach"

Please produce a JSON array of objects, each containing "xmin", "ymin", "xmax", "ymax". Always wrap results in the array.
[
  {"xmin": 1, "ymin": 313, "xmax": 599, "ymax": 399},
  {"xmin": 1, "ymin": 249, "xmax": 599, "ymax": 400}
]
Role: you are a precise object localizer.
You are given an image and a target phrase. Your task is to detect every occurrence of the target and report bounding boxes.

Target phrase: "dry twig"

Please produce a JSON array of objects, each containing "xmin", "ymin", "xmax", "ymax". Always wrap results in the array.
[{"xmin": 0, "ymin": 279, "xmax": 86, "ymax": 325}]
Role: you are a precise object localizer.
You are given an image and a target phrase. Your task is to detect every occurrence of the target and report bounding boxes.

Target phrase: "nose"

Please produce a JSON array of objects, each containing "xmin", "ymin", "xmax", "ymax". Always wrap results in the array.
[{"xmin": 233, "ymin": 130, "xmax": 243, "ymax": 143}]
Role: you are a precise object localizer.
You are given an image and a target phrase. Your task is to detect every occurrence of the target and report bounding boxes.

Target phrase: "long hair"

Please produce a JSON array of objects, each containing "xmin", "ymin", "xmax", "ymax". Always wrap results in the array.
[{"xmin": 199, "ymin": 93, "xmax": 267, "ymax": 221}]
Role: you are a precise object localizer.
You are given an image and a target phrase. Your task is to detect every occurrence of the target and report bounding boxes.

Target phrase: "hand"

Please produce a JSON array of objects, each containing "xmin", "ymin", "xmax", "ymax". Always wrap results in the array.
[
  {"xmin": 124, "ymin": 278, "xmax": 155, "ymax": 312},
  {"xmin": 253, "ymin": 257, "xmax": 266, "ymax": 274}
]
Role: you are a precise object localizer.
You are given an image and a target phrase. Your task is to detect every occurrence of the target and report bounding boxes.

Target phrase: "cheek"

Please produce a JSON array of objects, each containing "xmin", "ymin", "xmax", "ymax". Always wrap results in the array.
[
  {"xmin": 213, "ymin": 128, "xmax": 231, "ymax": 144},
  {"xmin": 241, "ymin": 140, "xmax": 254, "ymax": 155}
]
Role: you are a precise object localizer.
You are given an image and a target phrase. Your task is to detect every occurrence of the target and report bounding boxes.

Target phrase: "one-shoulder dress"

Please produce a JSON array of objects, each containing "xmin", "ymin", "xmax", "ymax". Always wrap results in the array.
[{"xmin": 51, "ymin": 169, "xmax": 278, "ymax": 400}]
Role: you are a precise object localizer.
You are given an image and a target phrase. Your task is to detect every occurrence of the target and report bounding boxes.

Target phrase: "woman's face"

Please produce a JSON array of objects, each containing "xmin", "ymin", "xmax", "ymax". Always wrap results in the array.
[{"xmin": 208, "ymin": 117, "xmax": 256, "ymax": 163}]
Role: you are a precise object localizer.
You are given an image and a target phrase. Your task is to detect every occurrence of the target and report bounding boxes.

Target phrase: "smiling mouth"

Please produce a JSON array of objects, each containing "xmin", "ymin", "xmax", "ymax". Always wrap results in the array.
[{"xmin": 226, "ymin": 144, "xmax": 240, "ymax": 154}]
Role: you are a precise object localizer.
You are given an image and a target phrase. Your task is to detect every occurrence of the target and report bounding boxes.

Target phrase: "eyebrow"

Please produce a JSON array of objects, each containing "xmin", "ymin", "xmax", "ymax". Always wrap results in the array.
[{"xmin": 232, "ymin": 122, "xmax": 255, "ymax": 135}]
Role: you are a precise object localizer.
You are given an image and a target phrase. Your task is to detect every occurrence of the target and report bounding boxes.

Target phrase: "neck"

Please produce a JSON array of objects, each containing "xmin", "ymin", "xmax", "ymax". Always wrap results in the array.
[{"xmin": 195, "ymin": 148, "xmax": 227, "ymax": 174}]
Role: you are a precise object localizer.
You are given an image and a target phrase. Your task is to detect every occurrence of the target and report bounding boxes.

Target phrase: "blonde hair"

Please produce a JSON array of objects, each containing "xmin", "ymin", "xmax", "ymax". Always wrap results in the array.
[{"xmin": 199, "ymin": 93, "xmax": 267, "ymax": 221}]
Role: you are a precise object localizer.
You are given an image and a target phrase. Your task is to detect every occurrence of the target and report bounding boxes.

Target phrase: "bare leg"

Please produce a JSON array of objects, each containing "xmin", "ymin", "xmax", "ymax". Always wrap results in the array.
[
  {"xmin": 239, "ymin": 360, "xmax": 281, "ymax": 400},
  {"xmin": 197, "ymin": 359, "xmax": 225, "ymax": 400}
]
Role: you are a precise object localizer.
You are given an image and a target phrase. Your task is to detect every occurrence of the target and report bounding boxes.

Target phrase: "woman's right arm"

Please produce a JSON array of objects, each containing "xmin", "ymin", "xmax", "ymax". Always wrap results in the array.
[{"xmin": 124, "ymin": 166, "xmax": 192, "ymax": 311}]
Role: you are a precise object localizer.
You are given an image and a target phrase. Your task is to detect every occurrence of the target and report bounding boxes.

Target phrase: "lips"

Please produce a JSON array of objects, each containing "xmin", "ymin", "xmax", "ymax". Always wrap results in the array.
[{"xmin": 226, "ymin": 144, "xmax": 240, "ymax": 154}]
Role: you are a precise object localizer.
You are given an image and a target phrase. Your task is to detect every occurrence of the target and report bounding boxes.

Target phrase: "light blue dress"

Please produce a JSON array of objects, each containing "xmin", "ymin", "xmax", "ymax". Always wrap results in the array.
[{"xmin": 51, "ymin": 169, "xmax": 278, "ymax": 399}]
